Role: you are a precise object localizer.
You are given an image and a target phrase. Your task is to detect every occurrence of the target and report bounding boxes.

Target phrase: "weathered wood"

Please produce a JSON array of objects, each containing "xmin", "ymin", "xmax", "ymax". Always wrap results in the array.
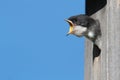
[
  {"xmin": 85, "ymin": 0, "xmax": 120, "ymax": 80},
  {"xmin": 84, "ymin": 40, "xmax": 93, "ymax": 80}
]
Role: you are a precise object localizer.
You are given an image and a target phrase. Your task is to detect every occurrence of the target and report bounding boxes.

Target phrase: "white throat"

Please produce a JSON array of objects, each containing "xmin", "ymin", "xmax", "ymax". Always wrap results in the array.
[{"xmin": 73, "ymin": 25, "xmax": 87, "ymax": 36}]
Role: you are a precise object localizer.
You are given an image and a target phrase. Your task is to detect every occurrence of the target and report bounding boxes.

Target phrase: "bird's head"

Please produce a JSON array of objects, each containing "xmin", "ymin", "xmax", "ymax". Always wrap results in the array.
[{"xmin": 65, "ymin": 14, "xmax": 89, "ymax": 37}]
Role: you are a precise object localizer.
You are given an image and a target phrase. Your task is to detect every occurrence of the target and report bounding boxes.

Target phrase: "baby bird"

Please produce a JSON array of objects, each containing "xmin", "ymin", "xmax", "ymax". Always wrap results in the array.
[{"xmin": 66, "ymin": 14, "xmax": 101, "ymax": 43}]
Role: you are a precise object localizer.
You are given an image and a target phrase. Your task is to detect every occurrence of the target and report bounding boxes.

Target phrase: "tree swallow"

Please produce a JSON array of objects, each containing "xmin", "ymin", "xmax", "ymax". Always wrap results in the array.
[{"xmin": 66, "ymin": 14, "xmax": 101, "ymax": 44}]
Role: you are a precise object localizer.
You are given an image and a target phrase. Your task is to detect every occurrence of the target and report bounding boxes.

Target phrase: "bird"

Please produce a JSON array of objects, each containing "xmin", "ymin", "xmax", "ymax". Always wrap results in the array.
[{"xmin": 65, "ymin": 14, "xmax": 101, "ymax": 44}]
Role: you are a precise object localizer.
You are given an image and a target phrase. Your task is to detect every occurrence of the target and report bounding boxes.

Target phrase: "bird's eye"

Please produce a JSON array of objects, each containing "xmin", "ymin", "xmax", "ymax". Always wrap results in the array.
[
  {"xmin": 73, "ymin": 19, "xmax": 77, "ymax": 22},
  {"xmin": 71, "ymin": 19, "xmax": 77, "ymax": 23}
]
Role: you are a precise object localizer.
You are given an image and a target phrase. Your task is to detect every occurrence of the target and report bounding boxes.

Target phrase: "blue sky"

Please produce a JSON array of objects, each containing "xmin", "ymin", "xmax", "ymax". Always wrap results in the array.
[{"xmin": 0, "ymin": 0, "xmax": 85, "ymax": 80}]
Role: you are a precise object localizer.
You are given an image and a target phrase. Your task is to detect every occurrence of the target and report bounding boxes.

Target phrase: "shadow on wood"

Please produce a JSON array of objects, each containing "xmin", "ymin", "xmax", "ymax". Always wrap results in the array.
[{"xmin": 86, "ymin": 0, "xmax": 107, "ymax": 16}]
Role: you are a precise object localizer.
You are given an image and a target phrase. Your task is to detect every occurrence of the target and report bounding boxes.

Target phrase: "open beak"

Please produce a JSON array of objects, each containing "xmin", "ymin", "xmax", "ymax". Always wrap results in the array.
[{"xmin": 65, "ymin": 19, "xmax": 74, "ymax": 35}]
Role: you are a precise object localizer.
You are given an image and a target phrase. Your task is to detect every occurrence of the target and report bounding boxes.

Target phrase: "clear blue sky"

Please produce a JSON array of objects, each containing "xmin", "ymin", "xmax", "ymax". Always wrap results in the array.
[{"xmin": 0, "ymin": 0, "xmax": 85, "ymax": 80}]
